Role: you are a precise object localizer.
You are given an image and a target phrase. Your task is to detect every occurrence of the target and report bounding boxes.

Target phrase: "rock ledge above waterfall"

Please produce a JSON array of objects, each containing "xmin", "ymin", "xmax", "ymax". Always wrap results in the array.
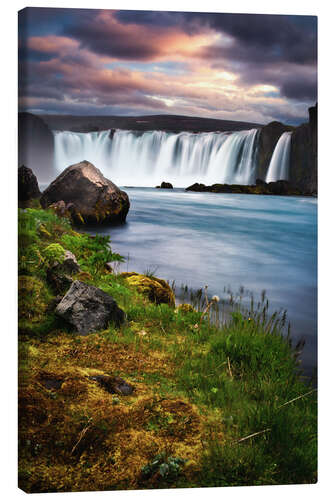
[{"xmin": 41, "ymin": 161, "xmax": 130, "ymax": 225}]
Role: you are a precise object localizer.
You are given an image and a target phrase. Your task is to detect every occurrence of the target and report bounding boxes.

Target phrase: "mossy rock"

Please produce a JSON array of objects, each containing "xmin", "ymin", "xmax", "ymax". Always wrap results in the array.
[
  {"xmin": 120, "ymin": 272, "xmax": 175, "ymax": 307},
  {"xmin": 18, "ymin": 275, "xmax": 52, "ymax": 324},
  {"xmin": 176, "ymin": 303, "xmax": 196, "ymax": 314}
]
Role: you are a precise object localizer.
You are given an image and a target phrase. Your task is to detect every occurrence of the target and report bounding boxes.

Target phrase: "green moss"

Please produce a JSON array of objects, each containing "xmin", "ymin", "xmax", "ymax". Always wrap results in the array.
[
  {"xmin": 121, "ymin": 272, "xmax": 175, "ymax": 308},
  {"xmin": 42, "ymin": 243, "xmax": 66, "ymax": 266}
]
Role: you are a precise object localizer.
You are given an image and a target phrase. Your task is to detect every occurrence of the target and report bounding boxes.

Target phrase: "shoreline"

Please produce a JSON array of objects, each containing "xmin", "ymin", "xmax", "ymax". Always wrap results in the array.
[{"xmin": 18, "ymin": 206, "xmax": 317, "ymax": 491}]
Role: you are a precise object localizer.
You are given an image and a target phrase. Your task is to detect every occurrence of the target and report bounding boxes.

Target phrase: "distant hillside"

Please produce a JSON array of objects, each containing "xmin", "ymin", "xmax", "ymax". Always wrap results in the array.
[{"xmin": 39, "ymin": 114, "xmax": 263, "ymax": 133}]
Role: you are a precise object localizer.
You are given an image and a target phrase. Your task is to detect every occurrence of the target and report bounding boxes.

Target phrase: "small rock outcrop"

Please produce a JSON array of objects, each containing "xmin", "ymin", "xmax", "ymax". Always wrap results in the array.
[
  {"xmin": 41, "ymin": 161, "xmax": 130, "ymax": 225},
  {"xmin": 89, "ymin": 375, "xmax": 134, "ymax": 395},
  {"xmin": 185, "ymin": 180, "xmax": 301, "ymax": 196},
  {"xmin": 120, "ymin": 272, "xmax": 175, "ymax": 307},
  {"xmin": 46, "ymin": 250, "xmax": 80, "ymax": 294},
  {"xmin": 156, "ymin": 182, "xmax": 173, "ymax": 189},
  {"xmin": 48, "ymin": 200, "xmax": 76, "ymax": 219},
  {"xmin": 55, "ymin": 280, "xmax": 125, "ymax": 334},
  {"xmin": 18, "ymin": 165, "xmax": 41, "ymax": 207}
]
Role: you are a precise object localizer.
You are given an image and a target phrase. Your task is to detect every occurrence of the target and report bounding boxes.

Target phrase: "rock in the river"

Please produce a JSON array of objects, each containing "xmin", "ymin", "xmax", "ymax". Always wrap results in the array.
[
  {"xmin": 120, "ymin": 272, "xmax": 175, "ymax": 307},
  {"xmin": 41, "ymin": 161, "xmax": 130, "ymax": 225},
  {"xmin": 55, "ymin": 280, "xmax": 125, "ymax": 334},
  {"xmin": 18, "ymin": 165, "xmax": 41, "ymax": 207},
  {"xmin": 159, "ymin": 182, "xmax": 173, "ymax": 189},
  {"xmin": 89, "ymin": 375, "xmax": 134, "ymax": 395}
]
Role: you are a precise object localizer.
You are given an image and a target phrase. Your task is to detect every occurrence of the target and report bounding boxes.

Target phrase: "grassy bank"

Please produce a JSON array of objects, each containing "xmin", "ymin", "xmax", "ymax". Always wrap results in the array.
[{"xmin": 18, "ymin": 208, "xmax": 317, "ymax": 492}]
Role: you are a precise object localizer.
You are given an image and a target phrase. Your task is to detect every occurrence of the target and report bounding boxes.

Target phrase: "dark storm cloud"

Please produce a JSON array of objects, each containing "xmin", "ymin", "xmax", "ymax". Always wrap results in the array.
[
  {"xmin": 62, "ymin": 11, "xmax": 162, "ymax": 61},
  {"xmin": 18, "ymin": 7, "xmax": 317, "ymax": 123},
  {"xmin": 115, "ymin": 10, "xmax": 317, "ymax": 65}
]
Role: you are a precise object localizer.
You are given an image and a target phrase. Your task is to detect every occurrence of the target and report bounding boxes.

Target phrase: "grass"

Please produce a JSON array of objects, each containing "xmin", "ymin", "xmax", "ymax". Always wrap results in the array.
[{"xmin": 18, "ymin": 207, "xmax": 317, "ymax": 492}]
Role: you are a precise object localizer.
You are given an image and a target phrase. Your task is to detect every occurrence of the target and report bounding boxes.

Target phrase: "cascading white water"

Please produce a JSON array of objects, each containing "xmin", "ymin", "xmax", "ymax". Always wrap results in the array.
[
  {"xmin": 265, "ymin": 132, "xmax": 292, "ymax": 183},
  {"xmin": 53, "ymin": 128, "xmax": 259, "ymax": 187}
]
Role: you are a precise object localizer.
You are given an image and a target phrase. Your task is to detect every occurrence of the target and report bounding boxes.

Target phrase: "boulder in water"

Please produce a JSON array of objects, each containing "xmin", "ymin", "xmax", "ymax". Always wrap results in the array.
[
  {"xmin": 41, "ymin": 161, "xmax": 130, "ymax": 225},
  {"xmin": 18, "ymin": 165, "xmax": 41, "ymax": 207},
  {"xmin": 158, "ymin": 182, "xmax": 173, "ymax": 189},
  {"xmin": 55, "ymin": 280, "xmax": 125, "ymax": 334}
]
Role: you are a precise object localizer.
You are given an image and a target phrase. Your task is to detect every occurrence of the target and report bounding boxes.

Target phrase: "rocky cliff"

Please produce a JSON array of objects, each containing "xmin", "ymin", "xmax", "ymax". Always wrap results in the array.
[
  {"xmin": 256, "ymin": 104, "xmax": 317, "ymax": 195},
  {"xmin": 256, "ymin": 121, "xmax": 294, "ymax": 180},
  {"xmin": 289, "ymin": 104, "xmax": 317, "ymax": 195},
  {"xmin": 18, "ymin": 112, "xmax": 54, "ymax": 183}
]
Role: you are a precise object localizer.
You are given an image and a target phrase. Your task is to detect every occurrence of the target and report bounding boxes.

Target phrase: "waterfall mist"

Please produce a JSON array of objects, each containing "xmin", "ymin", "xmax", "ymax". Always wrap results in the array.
[
  {"xmin": 265, "ymin": 132, "xmax": 292, "ymax": 183},
  {"xmin": 53, "ymin": 128, "xmax": 259, "ymax": 187}
]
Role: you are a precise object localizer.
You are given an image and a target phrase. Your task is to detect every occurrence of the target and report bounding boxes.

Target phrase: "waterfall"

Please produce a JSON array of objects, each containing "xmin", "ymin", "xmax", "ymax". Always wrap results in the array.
[
  {"xmin": 53, "ymin": 128, "xmax": 259, "ymax": 187},
  {"xmin": 265, "ymin": 132, "xmax": 292, "ymax": 183}
]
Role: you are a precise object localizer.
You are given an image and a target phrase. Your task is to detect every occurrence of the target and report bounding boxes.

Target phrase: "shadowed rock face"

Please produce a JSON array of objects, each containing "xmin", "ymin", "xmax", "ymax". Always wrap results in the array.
[
  {"xmin": 290, "ymin": 104, "xmax": 317, "ymax": 195},
  {"xmin": 40, "ymin": 161, "xmax": 130, "ymax": 225},
  {"xmin": 18, "ymin": 113, "xmax": 54, "ymax": 183},
  {"xmin": 18, "ymin": 165, "xmax": 41, "ymax": 207},
  {"xmin": 256, "ymin": 121, "xmax": 294, "ymax": 180}
]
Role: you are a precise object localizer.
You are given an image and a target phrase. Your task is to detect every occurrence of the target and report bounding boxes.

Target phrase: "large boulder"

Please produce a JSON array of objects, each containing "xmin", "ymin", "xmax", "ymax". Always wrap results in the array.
[
  {"xmin": 18, "ymin": 165, "xmax": 41, "ymax": 207},
  {"xmin": 55, "ymin": 280, "xmax": 125, "ymax": 334},
  {"xmin": 41, "ymin": 161, "xmax": 130, "ymax": 225},
  {"xmin": 120, "ymin": 272, "xmax": 175, "ymax": 307}
]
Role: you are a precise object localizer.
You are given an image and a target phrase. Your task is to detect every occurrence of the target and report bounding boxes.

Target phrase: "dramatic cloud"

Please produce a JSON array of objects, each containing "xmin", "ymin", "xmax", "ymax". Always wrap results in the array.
[{"xmin": 18, "ymin": 8, "xmax": 317, "ymax": 125}]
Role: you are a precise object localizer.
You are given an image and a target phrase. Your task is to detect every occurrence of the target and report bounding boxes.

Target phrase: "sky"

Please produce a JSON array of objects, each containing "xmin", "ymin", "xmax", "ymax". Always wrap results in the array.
[{"xmin": 18, "ymin": 8, "xmax": 317, "ymax": 125}]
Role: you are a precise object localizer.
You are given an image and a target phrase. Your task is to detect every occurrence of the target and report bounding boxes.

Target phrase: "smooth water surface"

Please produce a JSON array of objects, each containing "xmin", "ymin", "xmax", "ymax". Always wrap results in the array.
[{"xmin": 92, "ymin": 188, "xmax": 317, "ymax": 376}]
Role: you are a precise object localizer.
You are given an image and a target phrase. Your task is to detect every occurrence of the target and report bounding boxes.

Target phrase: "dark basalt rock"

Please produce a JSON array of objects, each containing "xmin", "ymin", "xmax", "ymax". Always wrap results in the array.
[
  {"xmin": 18, "ymin": 165, "xmax": 41, "ymax": 207},
  {"xmin": 18, "ymin": 112, "xmax": 54, "ymax": 183},
  {"xmin": 159, "ymin": 182, "xmax": 173, "ymax": 189},
  {"xmin": 55, "ymin": 280, "xmax": 125, "ymax": 334},
  {"xmin": 290, "ymin": 104, "xmax": 317, "ymax": 195},
  {"xmin": 46, "ymin": 250, "xmax": 80, "ymax": 294},
  {"xmin": 185, "ymin": 183, "xmax": 209, "ymax": 192},
  {"xmin": 185, "ymin": 180, "xmax": 301, "ymax": 196},
  {"xmin": 256, "ymin": 121, "xmax": 294, "ymax": 180},
  {"xmin": 47, "ymin": 269, "xmax": 73, "ymax": 295},
  {"xmin": 89, "ymin": 375, "xmax": 134, "ymax": 395},
  {"xmin": 41, "ymin": 161, "xmax": 130, "ymax": 225}
]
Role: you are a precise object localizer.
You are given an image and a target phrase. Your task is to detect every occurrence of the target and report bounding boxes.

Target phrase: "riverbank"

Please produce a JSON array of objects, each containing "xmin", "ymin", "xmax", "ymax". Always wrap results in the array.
[{"xmin": 18, "ymin": 206, "xmax": 317, "ymax": 492}]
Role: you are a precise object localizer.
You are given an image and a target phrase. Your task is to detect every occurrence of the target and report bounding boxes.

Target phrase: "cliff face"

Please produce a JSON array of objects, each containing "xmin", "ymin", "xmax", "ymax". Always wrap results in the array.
[
  {"xmin": 256, "ymin": 121, "xmax": 294, "ymax": 180},
  {"xmin": 18, "ymin": 112, "xmax": 54, "ymax": 183},
  {"xmin": 256, "ymin": 105, "xmax": 317, "ymax": 195},
  {"xmin": 290, "ymin": 104, "xmax": 317, "ymax": 195}
]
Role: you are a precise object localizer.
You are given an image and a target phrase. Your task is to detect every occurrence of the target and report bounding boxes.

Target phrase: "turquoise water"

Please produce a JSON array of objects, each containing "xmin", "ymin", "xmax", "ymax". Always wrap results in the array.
[{"xmin": 92, "ymin": 188, "xmax": 317, "ymax": 377}]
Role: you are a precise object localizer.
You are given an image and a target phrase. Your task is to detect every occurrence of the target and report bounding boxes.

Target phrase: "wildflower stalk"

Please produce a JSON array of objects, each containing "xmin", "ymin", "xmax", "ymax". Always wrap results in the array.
[{"xmin": 199, "ymin": 294, "xmax": 220, "ymax": 328}]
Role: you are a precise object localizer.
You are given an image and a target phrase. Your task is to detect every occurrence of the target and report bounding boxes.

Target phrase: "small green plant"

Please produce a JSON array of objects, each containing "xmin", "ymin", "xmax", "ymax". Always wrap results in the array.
[
  {"xmin": 141, "ymin": 453, "xmax": 186, "ymax": 481},
  {"xmin": 144, "ymin": 266, "xmax": 159, "ymax": 278}
]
